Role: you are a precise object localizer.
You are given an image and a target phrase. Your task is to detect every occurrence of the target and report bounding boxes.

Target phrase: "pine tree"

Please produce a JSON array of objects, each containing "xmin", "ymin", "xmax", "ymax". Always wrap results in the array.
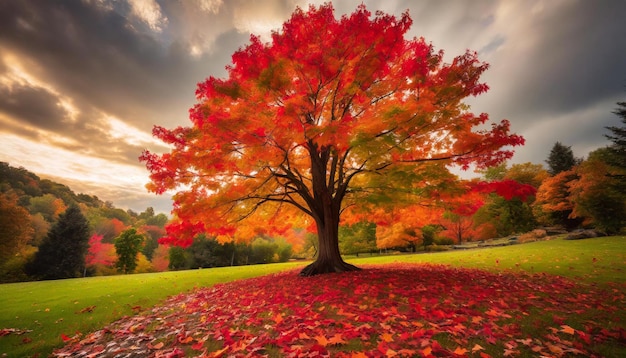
[
  {"xmin": 546, "ymin": 142, "xmax": 579, "ymax": 175},
  {"xmin": 605, "ymin": 101, "xmax": 626, "ymax": 169},
  {"xmin": 27, "ymin": 205, "xmax": 90, "ymax": 280}
]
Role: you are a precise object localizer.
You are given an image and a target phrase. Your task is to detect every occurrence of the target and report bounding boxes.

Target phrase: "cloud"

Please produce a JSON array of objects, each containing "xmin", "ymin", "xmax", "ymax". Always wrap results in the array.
[
  {"xmin": 0, "ymin": 0, "xmax": 625, "ymax": 213},
  {"xmin": 231, "ymin": 0, "xmax": 300, "ymax": 38},
  {"xmin": 0, "ymin": 82, "xmax": 67, "ymax": 132},
  {"xmin": 127, "ymin": 0, "xmax": 168, "ymax": 32}
]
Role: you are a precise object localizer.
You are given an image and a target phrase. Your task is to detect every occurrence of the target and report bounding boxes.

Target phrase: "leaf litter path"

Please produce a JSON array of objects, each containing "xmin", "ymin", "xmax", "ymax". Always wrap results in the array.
[{"xmin": 53, "ymin": 264, "xmax": 625, "ymax": 357}]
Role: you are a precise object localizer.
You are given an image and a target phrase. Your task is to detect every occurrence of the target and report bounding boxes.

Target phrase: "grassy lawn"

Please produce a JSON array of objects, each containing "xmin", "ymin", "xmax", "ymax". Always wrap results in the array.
[
  {"xmin": 0, "ymin": 262, "xmax": 304, "ymax": 357},
  {"xmin": 347, "ymin": 235, "xmax": 626, "ymax": 284},
  {"xmin": 1, "ymin": 236, "xmax": 624, "ymax": 357}
]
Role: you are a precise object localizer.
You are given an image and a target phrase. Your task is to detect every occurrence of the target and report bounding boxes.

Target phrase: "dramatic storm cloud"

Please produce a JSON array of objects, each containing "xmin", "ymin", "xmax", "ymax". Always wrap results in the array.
[{"xmin": 1, "ymin": 0, "xmax": 625, "ymax": 213}]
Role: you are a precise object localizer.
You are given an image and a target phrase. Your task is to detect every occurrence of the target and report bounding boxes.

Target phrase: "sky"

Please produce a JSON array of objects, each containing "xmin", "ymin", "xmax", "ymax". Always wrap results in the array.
[{"xmin": 1, "ymin": 0, "xmax": 625, "ymax": 215}]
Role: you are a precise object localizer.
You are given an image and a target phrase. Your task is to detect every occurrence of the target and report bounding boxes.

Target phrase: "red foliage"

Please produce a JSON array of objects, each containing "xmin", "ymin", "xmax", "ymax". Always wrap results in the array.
[
  {"xmin": 52, "ymin": 265, "xmax": 624, "ymax": 357},
  {"xmin": 472, "ymin": 180, "xmax": 537, "ymax": 202},
  {"xmin": 141, "ymin": 3, "xmax": 525, "ymax": 252},
  {"xmin": 85, "ymin": 234, "xmax": 116, "ymax": 267}
]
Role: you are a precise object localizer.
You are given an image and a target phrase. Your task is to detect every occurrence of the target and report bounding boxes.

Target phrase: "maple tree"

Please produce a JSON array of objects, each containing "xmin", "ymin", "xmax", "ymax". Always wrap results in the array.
[
  {"xmin": 85, "ymin": 234, "xmax": 116, "ymax": 267},
  {"xmin": 0, "ymin": 192, "xmax": 34, "ymax": 262},
  {"xmin": 568, "ymin": 149, "xmax": 626, "ymax": 234},
  {"xmin": 533, "ymin": 170, "xmax": 582, "ymax": 229},
  {"xmin": 141, "ymin": 4, "xmax": 524, "ymax": 275}
]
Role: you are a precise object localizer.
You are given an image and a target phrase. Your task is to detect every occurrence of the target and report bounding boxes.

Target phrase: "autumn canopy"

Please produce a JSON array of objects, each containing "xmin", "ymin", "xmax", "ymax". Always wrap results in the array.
[{"xmin": 141, "ymin": 4, "xmax": 524, "ymax": 276}]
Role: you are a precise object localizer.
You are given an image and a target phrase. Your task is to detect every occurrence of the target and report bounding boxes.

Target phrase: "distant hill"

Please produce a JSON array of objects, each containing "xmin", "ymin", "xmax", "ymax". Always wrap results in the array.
[{"xmin": 2, "ymin": 161, "xmax": 110, "ymax": 210}]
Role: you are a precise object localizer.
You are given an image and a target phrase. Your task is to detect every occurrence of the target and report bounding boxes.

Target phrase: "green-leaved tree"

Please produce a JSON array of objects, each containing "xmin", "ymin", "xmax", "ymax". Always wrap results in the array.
[{"xmin": 114, "ymin": 228, "xmax": 144, "ymax": 274}]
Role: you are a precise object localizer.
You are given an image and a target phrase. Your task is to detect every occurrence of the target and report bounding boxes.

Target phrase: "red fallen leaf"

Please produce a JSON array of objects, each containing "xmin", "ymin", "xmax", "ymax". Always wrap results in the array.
[
  {"xmin": 576, "ymin": 330, "xmax": 591, "ymax": 344},
  {"xmin": 191, "ymin": 340, "xmax": 204, "ymax": 350},
  {"xmin": 61, "ymin": 333, "xmax": 71, "ymax": 342},
  {"xmin": 479, "ymin": 352, "xmax": 493, "ymax": 358}
]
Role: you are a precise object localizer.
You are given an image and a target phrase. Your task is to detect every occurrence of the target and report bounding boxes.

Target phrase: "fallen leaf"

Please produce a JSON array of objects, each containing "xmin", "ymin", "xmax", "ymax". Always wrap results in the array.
[
  {"xmin": 560, "ymin": 325, "xmax": 575, "ymax": 335},
  {"xmin": 314, "ymin": 335, "xmax": 329, "ymax": 347},
  {"xmin": 453, "ymin": 346, "xmax": 468, "ymax": 355},
  {"xmin": 328, "ymin": 333, "xmax": 347, "ymax": 345}
]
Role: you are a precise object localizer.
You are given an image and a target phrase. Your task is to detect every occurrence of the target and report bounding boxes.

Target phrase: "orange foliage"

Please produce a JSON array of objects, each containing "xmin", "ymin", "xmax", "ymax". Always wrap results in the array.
[
  {"xmin": 534, "ymin": 170, "xmax": 576, "ymax": 215},
  {"xmin": 141, "ymin": 4, "xmax": 524, "ymax": 255}
]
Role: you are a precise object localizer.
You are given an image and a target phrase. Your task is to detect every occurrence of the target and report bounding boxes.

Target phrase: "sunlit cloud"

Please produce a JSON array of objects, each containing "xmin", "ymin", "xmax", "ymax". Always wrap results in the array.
[
  {"xmin": 232, "ymin": 0, "xmax": 299, "ymax": 40},
  {"xmin": 127, "ymin": 0, "xmax": 168, "ymax": 32},
  {"xmin": 196, "ymin": 0, "xmax": 224, "ymax": 14},
  {"xmin": 1, "ymin": 132, "xmax": 173, "ymax": 212},
  {"xmin": 1, "ymin": 54, "xmax": 48, "ymax": 90},
  {"xmin": 106, "ymin": 115, "xmax": 162, "ymax": 147}
]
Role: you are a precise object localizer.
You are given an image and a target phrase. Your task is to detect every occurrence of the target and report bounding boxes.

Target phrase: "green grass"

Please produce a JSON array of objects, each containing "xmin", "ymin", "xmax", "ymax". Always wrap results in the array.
[
  {"xmin": 0, "ymin": 262, "xmax": 304, "ymax": 357},
  {"xmin": 1, "ymin": 236, "xmax": 624, "ymax": 357},
  {"xmin": 346, "ymin": 235, "xmax": 626, "ymax": 284}
]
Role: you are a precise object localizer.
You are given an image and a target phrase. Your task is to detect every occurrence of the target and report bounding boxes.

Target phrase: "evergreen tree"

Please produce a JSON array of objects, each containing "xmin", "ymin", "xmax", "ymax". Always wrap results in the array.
[
  {"xmin": 114, "ymin": 228, "xmax": 144, "ymax": 274},
  {"xmin": 605, "ymin": 101, "xmax": 626, "ymax": 169},
  {"xmin": 27, "ymin": 205, "xmax": 90, "ymax": 280},
  {"xmin": 546, "ymin": 142, "xmax": 580, "ymax": 175}
]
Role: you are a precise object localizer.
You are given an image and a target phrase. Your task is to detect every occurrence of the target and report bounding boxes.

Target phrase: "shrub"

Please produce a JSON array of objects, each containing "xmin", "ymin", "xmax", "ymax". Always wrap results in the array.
[
  {"xmin": 425, "ymin": 244, "xmax": 450, "ymax": 252},
  {"xmin": 519, "ymin": 229, "xmax": 547, "ymax": 243},
  {"xmin": 435, "ymin": 237, "xmax": 455, "ymax": 246}
]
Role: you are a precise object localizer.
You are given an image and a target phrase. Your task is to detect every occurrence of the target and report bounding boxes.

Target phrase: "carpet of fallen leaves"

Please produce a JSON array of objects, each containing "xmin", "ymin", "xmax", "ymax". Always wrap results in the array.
[{"xmin": 52, "ymin": 264, "xmax": 625, "ymax": 357}]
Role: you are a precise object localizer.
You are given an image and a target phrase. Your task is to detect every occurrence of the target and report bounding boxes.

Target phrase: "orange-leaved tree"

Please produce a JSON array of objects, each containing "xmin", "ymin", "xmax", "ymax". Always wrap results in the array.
[{"xmin": 141, "ymin": 4, "xmax": 524, "ymax": 276}]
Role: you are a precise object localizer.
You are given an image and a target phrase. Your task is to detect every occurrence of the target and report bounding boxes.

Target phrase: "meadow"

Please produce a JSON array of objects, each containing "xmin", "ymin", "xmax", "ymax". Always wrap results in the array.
[{"xmin": 1, "ymin": 236, "xmax": 624, "ymax": 357}]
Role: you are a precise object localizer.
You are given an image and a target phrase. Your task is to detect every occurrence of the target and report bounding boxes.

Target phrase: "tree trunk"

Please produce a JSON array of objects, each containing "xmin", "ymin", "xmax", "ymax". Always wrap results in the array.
[{"xmin": 299, "ymin": 207, "xmax": 360, "ymax": 276}]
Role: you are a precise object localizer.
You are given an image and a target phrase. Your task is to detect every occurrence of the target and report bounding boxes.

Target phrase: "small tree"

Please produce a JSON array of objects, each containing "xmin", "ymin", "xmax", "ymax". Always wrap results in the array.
[
  {"xmin": 0, "ymin": 192, "xmax": 34, "ymax": 262},
  {"xmin": 569, "ymin": 149, "xmax": 626, "ymax": 234},
  {"xmin": 168, "ymin": 246, "xmax": 187, "ymax": 270},
  {"xmin": 114, "ymin": 228, "xmax": 144, "ymax": 274},
  {"xmin": 27, "ymin": 205, "xmax": 90, "ymax": 280},
  {"xmin": 546, "ymin": 142, "xmax": 580, "ymax": 175}
]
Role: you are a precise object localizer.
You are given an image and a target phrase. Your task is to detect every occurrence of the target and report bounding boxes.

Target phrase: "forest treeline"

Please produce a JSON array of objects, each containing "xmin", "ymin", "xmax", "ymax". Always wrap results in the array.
[{"xmin": 0, "ymin": 163, "xmax": 294, "ymax": 282}]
